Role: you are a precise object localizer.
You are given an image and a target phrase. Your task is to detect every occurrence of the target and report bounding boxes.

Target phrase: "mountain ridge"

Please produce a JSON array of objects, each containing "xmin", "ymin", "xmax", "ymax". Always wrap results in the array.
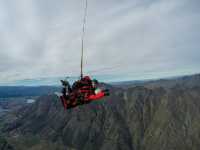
[{"xmin": 1, "ymin": 74, "xmax": 200, "ymax": 150}]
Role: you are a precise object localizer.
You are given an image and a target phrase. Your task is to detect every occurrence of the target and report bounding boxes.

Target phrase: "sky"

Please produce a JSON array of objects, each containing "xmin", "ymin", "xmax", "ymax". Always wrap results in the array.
[{"xmin": 0, "ymin": 0, "xmax": 200, "ymax": 85}]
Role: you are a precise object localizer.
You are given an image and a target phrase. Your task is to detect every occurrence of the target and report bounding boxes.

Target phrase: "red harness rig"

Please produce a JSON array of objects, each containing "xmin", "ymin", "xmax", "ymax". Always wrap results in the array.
[{"xmin": 60, "ymin": 76, "xmax": 109, "ymax": 109}]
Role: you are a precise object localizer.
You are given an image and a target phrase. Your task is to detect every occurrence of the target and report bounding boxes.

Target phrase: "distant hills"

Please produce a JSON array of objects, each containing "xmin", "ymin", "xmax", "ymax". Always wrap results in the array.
[
  {"xmin": 0, "ymin": 86, "xmax": 60, "ymax": 98},
  {"xmin": 112, "ymin": 73, "xmax": 200, "ymax": 88}
]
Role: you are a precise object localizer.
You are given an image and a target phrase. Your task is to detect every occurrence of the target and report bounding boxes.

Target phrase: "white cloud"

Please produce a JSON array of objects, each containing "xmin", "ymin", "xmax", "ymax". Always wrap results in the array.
[{"xmin": 0, "ymin": 0, "xmax": 200, "ymax": 84}]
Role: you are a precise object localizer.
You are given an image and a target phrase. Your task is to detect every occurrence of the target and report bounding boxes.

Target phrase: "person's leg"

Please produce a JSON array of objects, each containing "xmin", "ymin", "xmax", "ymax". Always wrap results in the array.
[
  {"xmin": 60, "ymin": 96, "xmax": 67, "ymax": 109},
  {"xmin": 68, "ymin": 86, "xmax": 72, "ymax": 93},
  {"xmin": 69, "ymin": 93, "xmax": 78, "ymax": 106}
]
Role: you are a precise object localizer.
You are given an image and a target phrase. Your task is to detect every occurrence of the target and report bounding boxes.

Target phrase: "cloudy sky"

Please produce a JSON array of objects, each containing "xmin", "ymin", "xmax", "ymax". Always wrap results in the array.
[{"xmin": 0, "ymin": 0, "xmax": 200, "ymax": 85}]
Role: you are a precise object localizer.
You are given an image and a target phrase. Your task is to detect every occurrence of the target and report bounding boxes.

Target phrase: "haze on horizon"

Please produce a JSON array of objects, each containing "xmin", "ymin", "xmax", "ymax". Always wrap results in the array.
[{"xmin": 0, "ymin": 0, "xmax": 200, "ymax": 85}]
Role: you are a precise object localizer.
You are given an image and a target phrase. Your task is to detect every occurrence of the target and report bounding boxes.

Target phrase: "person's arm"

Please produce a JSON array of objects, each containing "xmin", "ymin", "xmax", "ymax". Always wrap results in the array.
[
  {"xmin": 60, "ymin": 96, "xmax": 68, "ymax": 109},
  {"xmin": 62, "ymin": 87, "xmax": 67, "ymax": 96}
]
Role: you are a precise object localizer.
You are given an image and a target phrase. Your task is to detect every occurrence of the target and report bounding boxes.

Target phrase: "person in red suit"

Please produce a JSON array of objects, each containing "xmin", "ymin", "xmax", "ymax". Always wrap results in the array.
[{"xmin": 60, "ymin": 76, "xmax": 109, "ymax": 109}]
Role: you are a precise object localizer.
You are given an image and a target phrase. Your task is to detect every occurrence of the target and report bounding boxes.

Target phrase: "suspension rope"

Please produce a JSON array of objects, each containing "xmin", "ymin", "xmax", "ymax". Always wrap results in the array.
[{"xmin": 81, "ymin": 0, "xmax": 88, "ymax": 79}]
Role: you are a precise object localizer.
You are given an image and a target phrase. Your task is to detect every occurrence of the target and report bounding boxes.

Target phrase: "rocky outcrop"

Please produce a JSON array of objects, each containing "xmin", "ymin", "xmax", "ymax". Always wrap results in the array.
[{"xmin": 0, "ymin": 137, "xmax": 14, "ymax": 150}]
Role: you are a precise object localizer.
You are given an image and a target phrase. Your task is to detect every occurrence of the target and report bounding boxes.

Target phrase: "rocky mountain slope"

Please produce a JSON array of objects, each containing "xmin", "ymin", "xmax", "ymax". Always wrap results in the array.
[
  {"xmin": 0, "ymin": 136, "xmax": 14, "ymax": 150},
  {"xmin": 1, "ymin": 74, "xmax": 200, "ymax": 150}
]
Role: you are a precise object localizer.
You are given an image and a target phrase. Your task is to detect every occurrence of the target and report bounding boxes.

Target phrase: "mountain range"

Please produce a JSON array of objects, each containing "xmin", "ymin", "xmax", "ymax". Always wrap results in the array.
[{"xmin": 0, "ymin": 74, "xmax": 200, "ymax": 150}]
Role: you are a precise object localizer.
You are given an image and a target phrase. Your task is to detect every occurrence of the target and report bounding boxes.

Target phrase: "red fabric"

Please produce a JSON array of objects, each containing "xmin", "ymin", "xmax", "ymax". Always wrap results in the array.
[
  {"xmin": 60, "ymin": 91, "xmax": 106, "ymax": 109},
  {"xmin": 87, "ymin": 91, "xmax": 105, "ymax": 101},
  {"xmin": 60, "ymin": 76, "xmax": 106, "ymax": 109}
]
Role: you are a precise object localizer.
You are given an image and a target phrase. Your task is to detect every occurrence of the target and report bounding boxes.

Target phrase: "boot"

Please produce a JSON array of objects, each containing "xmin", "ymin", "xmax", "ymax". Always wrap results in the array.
[{"xmin": 103, "ymin": 89, "xmax": 110, "ymax": 96}]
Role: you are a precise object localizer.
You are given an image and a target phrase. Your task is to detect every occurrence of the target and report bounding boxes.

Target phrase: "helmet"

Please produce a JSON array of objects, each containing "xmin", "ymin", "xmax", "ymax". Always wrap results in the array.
[{"xmin": 83, "ymin": 76, "xmax": 91, "ymax": 81}]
